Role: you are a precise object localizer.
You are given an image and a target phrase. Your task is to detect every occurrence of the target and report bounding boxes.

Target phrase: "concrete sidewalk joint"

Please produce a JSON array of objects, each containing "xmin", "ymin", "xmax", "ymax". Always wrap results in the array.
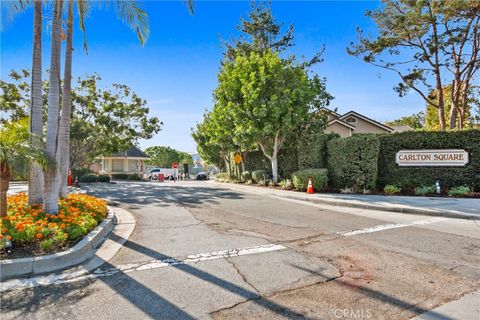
[{"xmin": 1, "ymin": 208, "xmax": 117, "ymax": 281}]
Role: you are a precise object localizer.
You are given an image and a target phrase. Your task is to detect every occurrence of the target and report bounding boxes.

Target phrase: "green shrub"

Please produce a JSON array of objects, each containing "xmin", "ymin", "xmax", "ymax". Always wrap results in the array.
[
  {"xmin": 278, "ymin": 147, "xmax": 298, "ymax": 180},
  {"xmin": 245, "ymin": 151, "xmax": 271, "ymax": 173},
  {"xmin": 127, "ymin": 174, "xmax": 143, "ymax": 181},
  {"xmin": 414, "ymin": 185, "xmax": 436, "ymax": 196},
  {"xmin": 383, "ymin": 184, "xmax": 401, "ymax": 194},
  {"xmin": 98, "ymin": 174, "xmax": 111, "ymax": 183},
  {"xmin": 215, "ymin": 172, "xmax": 230, "ymax": 182},
  {"xmin": 298, "ymin": 133, "xmax": 339, "ymax": 170},
  {"xmin": 279, "ymin": 179, "xmax": 293, "ymax": 190},
  {"xmin": 291, "ymin": 169, "xmax": 328, "ymax": 192},
  {"xmin": 79, "ymin": 173, "xmax": 98, "ymax": 183},
  {"xmin": 241, "ymin": 171, "xmax": 252, "ymax": 182},
  {"xmin": 268, "ymin": 180, "xmax": 276, "ymax": 188},
  {"xmin": 111, "ymin": 173, "xmax": 129, "ymax": 180},
  {"xmin": 378, "ymin": 130, "xmax": 480, "ymax": 191},
  {"xmin": 252, "ymin": 170, "xmax": 266, "ymax": 183},
  {"xmin": 72, "ymin": 167, "xmax": 91, "ymax": 179},
  {"xmin": 257, "ymin": 179, "xmax": 269, "ymax": 186},
  {"xmin": 448, "ymin": 186, "xmax": 471, "ymax": 197},
  {"xmin": 327, "ymin": 134, "xmax": 380, "ymax": 190}
]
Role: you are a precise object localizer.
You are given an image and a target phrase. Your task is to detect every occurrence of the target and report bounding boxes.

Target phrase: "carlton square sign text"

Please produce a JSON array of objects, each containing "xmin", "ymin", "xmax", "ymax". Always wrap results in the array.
[{"xmin": 395, "ymin": 149, "xmax": 469, "ymax": 167}]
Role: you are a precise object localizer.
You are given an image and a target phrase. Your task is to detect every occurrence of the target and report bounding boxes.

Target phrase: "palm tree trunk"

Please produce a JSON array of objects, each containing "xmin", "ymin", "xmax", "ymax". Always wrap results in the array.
[
  {"xmin": 0, "ymin": 162, "xmax": 11, "ymax": 217},
  {"xmin": 28, "ymin": 0, "xmax": 44, "ymax": 205},
  {"xmin": 58, "ymin": 0, "xmax": 74, "ymax": 198},
  {"xmin": 44, "ymin": 0, "xmax": 64, "ymax": 213}
]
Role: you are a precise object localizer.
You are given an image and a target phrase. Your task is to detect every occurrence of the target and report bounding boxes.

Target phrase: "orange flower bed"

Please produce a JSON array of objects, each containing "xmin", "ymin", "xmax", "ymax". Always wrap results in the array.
[{"xmin": 1, "ymin": 193, "xmax": 107, "ymax": 254}]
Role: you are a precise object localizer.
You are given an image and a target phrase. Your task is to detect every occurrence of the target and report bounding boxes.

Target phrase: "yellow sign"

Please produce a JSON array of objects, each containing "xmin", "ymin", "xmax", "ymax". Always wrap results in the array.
[{"xmin": 234, "ymin": 154, "xmax": 242, "ymax": 164}]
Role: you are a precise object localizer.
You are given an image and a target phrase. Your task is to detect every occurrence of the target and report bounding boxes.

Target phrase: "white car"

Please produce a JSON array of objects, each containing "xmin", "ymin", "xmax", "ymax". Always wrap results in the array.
[{"xmin": 144, "ymin": 168, "xmax": 161, "ymax": 180}]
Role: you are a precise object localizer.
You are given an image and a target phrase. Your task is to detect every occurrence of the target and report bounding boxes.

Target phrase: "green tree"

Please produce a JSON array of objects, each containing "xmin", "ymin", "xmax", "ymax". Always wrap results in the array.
[
  {"xmin": 145, "ymin": 146, "xmax": 183, "ymax": 168},
  {"xmin": 0, "ymin": 119, "xmax": 50, "ymax": 217},
  {"xmin": 191, "ymin": 113, "xmax": 225, "ymax": 170},
  {"xmin": 0, "ymin": 72, "xmax": 162, "ymax": 171},
  {"xmin": 348, "ymin": 0, "xmax": 480, "ymax": 131},
  {"xmin": 385, "ymin": 112, "xmax": 425, "ymax": 130},
  {"xmin": 215, "ymin": 51, "xmax": 331, "ymax": 183}
]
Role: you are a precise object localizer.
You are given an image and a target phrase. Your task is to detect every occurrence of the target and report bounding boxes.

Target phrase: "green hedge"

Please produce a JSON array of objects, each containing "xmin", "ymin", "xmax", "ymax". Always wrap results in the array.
[
  {"xmin": 80, "ymin": 173, "xmax": 98, "ymax": 183},
  {"xmin": 378, "ymin": 130, "xmax": 480, "ymax": 190},
  {"xmin": 278, "ymin": 147, "xmax": 298, "ymax": 179},
  {"xmin": 98, "ymin": 174, "xmax": 111, "ymax": 183},
  {"xmin": 298, "ymin": 133, "xmax": 338, "ymax": 170},
  {"xmin": 327, "ymin": 134, "xmax": 380, "ymax": 190},
  {"xmin": 127, "ymin": 174, "xmax": 143, "ymax": 181},
  {"xmin": 292, "ymin": 169, "xmax": 328, "ymax": 191},
  {"xmin": 111, "ymin": 173, "xmax": 129, "ymax": 180}
]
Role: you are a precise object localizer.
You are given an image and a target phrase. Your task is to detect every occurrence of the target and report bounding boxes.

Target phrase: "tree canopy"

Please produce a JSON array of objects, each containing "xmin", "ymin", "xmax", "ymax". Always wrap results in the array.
[
  {"xmin": 0, "ymin": 70, "xmax": 162, "ymax": 169},
  {"xmin": 348, "ymin": 0, "xmax": 480, "ymax": 130},
  {"xmin": 145, "ymin": 146, "xmax": 193, "ymax": 168}
]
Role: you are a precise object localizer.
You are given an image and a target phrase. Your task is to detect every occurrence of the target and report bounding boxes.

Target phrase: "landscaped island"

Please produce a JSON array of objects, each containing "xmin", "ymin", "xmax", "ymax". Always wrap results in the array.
[{"xmin": 0, "ymin": 193, "xmax": 107, "ymax": 259}]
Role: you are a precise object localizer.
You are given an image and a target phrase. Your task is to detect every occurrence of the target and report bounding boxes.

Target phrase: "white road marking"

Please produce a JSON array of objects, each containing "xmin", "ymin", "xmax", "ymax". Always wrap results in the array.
[
  {"xmin": 338, "ymin": 217, "xmax": 448, "ymax": 236},
  {"xmin": 0, "ymin": 244, "xmax": 286, "ymax": 292}
]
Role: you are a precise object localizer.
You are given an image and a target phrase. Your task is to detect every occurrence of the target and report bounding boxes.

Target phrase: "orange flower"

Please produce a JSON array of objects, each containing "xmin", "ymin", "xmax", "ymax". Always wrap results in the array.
[
  {"xmin": 0, "ymin": 234, "xmax": 3, "ymax": 239},
  {"xmin": 6, "ymin": 235, "xmax": 12, "ymax": 241},
  {"xmin": 60, "ymin": 223, "xmax": 66, "ymax": 228},
  {"xmin": 37, "ymin": 227, "xmax": 43, "ymax": 231},
  {"xmin": 36, "ymin": 233, "xmax": 42, "ymax": 239}
]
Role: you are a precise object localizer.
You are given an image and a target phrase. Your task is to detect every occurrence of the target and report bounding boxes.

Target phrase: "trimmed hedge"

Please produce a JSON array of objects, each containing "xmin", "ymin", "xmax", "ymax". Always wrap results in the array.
[
  {"xmin": 292, "ymin": 169, "xmax": 328, "ymax": 192},
  {"xmin": 215, "ymin": 172, "xmax": 229, "ymax": 182},
  {"xmin": 98, "ymin": 174, "xmax": 111, "ymax": 183},
  {"xmin": 327, "ymin": 134, "xmax": 380, "ymax": 190},
  {"xmin": 111, "ymin": 173, "xmax": 129, "ymax": 180},
  {"xmin": 127, "ymin": 174, "xmax": 143, "ymax": 181},
  {"xmin": 378, "ymin": 130, "xmax": 480, "ymax": 190},
  {"xmin": 298, "ymin": 133, "xmax": 338, "ymax": 170},
  {"xmin": 80, "ymin": 173, "xmax": 98, "ymax": 183}
]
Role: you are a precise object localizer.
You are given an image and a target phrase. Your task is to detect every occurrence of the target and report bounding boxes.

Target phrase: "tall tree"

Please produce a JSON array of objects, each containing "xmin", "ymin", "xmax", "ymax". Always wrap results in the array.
[
  {"xmin": 385, "ymin": 112, "xmax": 425, "ymax": 130},
  {"xmin": 215, "ymin": 51, "xmax": 331, "ymax": 183},
  {"xmin": 43, "ymin": 0, "xmax": 64, "ymax": 213},
  {"xmin": 348, "ymin": 0, "xmax": 480, "ymax": 131},
  {"xmin": 28, "ymin": 0, "xmax": 44, "ymax": 205}
]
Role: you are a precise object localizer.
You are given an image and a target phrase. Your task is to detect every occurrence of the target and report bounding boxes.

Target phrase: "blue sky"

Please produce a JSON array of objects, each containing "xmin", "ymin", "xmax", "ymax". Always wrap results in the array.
[{"xmin": 1, "ymin": 1, "xmax": 423, "ymax": 153}]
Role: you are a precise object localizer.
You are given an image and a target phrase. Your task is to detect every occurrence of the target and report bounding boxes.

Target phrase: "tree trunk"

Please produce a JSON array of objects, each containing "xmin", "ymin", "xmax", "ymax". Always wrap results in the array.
[
  {"xmin": 28, "ymin": 0, "xmax": 44, "ymax": 205},
  {"xmin": 58, "ymin": 0, "xmax": 74, "ymax": 198},
  {"xmin": 0, "ymin": 162, "xmax": 11, "ymax": 217},
  {"xmin": 271, "ymin": 156, "xmax": 278, "ymax": 184},
  {"xmin": 43, "ymin": 0, "xmax": 64, "ymax": 213}
]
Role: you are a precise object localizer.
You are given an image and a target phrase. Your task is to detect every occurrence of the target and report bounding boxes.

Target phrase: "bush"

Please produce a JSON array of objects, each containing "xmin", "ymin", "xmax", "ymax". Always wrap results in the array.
[
  {"xmin": 111, "ymin": 173, "xmax": 129, "ymax": 180},
  {"xmin": 252, "ymin": 170, "xmax": 266, "ymax": 183},
  {"xmin": 448, "ymin": 186, "xmax": 471, "ymax": 197},
  {"xmin": 127, "ymin": 174, "xmax": 142, "ymax": 181},
  {"xmin": 291, "ymin": 169, "xmax": 328, "ymax": 192},
  {"xmin": 241, "ymin": 171, "xmax": 252, "ymax": 182},
  {"xmin": 215, "ymin": 172, "xmax": 230, "ymax": 182},
  {"xmin": 383, "ymin": 184, "xmax": 401, "ymax": 195},
  {"xmin": 72, "ymin": 167, "xmax": 91, "ymax": 179},
  {"xmin": 378, "ymin": 130, "xmax": 480, "ymax": 191},
  {"xmin": 79, "ymin": 173, "xmax": 98, "ymax": 183},
  {"xmin": 414, "ymin": 185, "xmax": 436, "ymax": 196},
  {"xmin": 98, "ymin": 174, "xmax": 111, "ymax": 183},
  {"xmin": 278, "ymin": 147, "xmax": 298, "ymax": 180},
  {"xmin": 279, "ymin": 179, "xmax": 293, "ymax": 190},
  {"xmin": 298, "ymin": 133, "xmax": 339, "ymax": 170},
  {"xmin": 328, "ymin": 134, "xmax": 380, "ymax": 190}
]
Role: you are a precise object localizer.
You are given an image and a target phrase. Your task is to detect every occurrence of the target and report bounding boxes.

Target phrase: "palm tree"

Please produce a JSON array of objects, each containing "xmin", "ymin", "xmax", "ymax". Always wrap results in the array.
[
  {"xmin": 28, "ymin": 0, "xmax": 44, "ymax": 205},
  {"xmin": 43, "ymin": 0, "xmax": 64, "ymax": 213},
  {"xmin": 0, "ymin": 119, "xmax": 50, "ymax": 217}
]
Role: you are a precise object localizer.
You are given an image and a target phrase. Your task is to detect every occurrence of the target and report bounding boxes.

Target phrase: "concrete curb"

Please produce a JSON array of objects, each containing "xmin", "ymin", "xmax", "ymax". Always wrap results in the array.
[
  {"xmin": 0, "ymin": 206, "xmax": 135, "ymax": 291},
  {"xmin": 1, "ymin": 207, "xmax": 116, "ymax": 281},
  {"xmin": 211, "ymin": 181, "xmax": 479, "ymax": 220}
]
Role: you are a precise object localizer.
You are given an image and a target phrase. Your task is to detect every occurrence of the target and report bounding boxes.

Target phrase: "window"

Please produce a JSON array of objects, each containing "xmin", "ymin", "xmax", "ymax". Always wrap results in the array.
[{"xmin": 346, "ymin": 117, "xmax": 357, "ymax": 123}]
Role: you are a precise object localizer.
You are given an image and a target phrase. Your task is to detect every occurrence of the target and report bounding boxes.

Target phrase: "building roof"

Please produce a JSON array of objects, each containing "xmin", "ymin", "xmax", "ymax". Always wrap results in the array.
[
  {"xmin": 339, "ymin": 111, "xmax": 394, "ymax": 132},
  {"xmin": 327, "ymin": 119, "xmax": 356, "ymax": 130},
  {"xmin": 109, "ymin": 146, "xmax": 149, "ymax": 159},
  {"xmin": 319, "ymin": 107, "xmax": 341, "ymax": 117}
]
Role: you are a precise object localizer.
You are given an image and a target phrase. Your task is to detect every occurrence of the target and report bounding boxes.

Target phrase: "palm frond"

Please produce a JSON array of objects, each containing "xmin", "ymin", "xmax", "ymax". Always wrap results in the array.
[
  {"xmin": 76, "ymin": 0, "xmax": 91, "ymax": 54},
  {"xmin": 114, "ymin": 0, "xmax": 150, "ymax": 46},
  {"xmin": 1, "ymin": 0, "xmax": 31, "ymax": 29},
  {"xmin": 185, "ymin": 0, "xmax": 195, "ymax": 15}
]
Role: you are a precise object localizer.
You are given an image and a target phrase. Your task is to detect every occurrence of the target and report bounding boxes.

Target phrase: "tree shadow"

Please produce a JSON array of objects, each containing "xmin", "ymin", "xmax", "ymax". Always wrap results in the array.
[
  {"xmin": 107, "ymin": 233, "xmax": 314, "ymax": 319},
  {"xmin": 291, "ymin": 264, "xmax": 456, "ymax": 320},
  {"xmin": 82, "ymin": 182, "xmax": 245, "ymax": 209}
]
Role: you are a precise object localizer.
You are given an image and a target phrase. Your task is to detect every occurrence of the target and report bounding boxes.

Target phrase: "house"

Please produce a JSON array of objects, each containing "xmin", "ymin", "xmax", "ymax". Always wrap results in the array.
[
  {"xmin": 97, "ymin": 146, "xmax": 150, "ymax": 176},
  {"xmin": 321, "ymin": 108, "xmax": 394, "ymax": 137}
]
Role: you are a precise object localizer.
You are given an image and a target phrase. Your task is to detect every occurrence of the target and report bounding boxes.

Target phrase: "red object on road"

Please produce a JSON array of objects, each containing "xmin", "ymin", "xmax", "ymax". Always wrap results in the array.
[
  {"xmin": 307, "ymin": 177, "xmax": 314, "ymax": 194},
  {"xmin": 158, "ymin": 173, "xmax": 164, "ymax": 182},
  {"xmin": 172, "ymin": 163, "xmax": 178, "ymax": 169},
  {"xmin": 68, "ymin": 170, "xmax": 73, "ymax": 186}
]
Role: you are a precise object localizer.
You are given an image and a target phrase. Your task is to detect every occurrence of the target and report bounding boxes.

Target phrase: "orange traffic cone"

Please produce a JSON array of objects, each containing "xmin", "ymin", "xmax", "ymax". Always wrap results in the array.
[{"xmin": 307, "ymin": 176, "xmax": 314, "ymax": 194}]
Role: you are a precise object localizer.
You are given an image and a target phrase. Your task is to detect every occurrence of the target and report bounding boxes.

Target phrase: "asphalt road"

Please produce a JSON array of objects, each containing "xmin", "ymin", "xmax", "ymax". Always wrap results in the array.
[{"xmin": 2, "ymin": 181, "xmax": 479, "ymax": 319}]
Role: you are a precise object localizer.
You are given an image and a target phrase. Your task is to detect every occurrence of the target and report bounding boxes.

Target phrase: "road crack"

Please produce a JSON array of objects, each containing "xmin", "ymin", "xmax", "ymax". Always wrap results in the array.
[{"xmin": 224, "ymin": 257, "xmax": 260, "ymax": 294}]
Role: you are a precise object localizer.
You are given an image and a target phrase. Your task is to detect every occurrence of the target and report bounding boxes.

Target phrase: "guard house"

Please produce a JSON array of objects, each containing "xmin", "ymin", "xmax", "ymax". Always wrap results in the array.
[{"xmin": 98, "ymin": 146, "xmax": 149, "ymax": 176}]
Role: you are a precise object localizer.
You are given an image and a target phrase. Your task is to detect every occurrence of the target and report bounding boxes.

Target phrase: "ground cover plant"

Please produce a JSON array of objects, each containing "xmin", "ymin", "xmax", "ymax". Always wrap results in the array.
[{"xmin": 0, "ymin": 193, "xmax": 107, "ymax": 257}]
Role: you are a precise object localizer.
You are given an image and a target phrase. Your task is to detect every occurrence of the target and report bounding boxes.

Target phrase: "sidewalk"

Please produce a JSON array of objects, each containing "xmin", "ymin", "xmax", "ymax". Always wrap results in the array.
[
  {"xmin": 413, "ymin": 290, "xmax": 480, "ymax": 320},
  {"xmin": 212, "ymin": 181, "xmax": 480, "ymax": 220}
]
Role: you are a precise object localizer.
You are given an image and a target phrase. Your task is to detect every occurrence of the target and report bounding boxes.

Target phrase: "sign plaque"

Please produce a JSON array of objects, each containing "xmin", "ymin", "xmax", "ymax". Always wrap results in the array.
[{"xmin": 395, "ymin": 149, "xmax": 468, "ymax": 167}]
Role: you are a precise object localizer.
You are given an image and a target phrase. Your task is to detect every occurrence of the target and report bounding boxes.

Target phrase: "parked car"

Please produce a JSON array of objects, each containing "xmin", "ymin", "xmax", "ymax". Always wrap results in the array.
[
  {"xmin": 144, "ymin": 168, "xmax": 161, "ymax": 180},
  {"xmin": 196, "ymin": 172, "xmax": 208, "ymax": 180}
]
